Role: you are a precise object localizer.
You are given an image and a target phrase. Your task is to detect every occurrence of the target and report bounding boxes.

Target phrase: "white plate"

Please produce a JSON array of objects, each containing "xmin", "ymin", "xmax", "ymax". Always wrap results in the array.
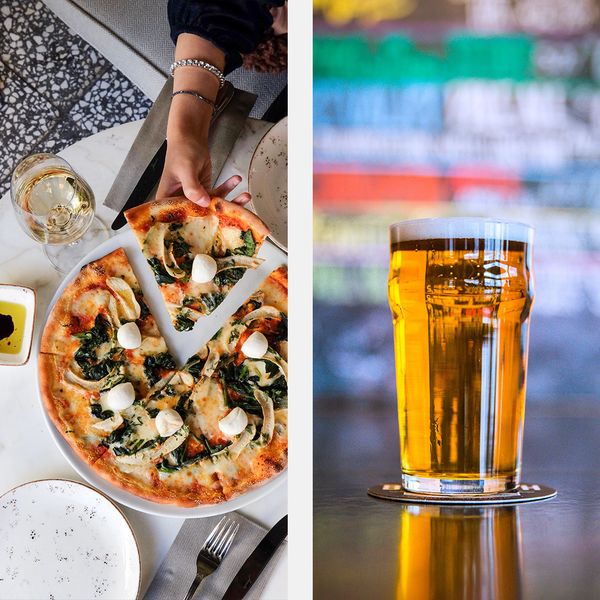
[
  {"xmin": 37, "ymin": 229, "xmax": 287, "ymax": 518},
  {"xmin": 0, "ymin": 479, "xmax": 140, "ymax": 600},
  {"xmin": 249, "ymin": 117, "xmax": 288, "ymax": 252}
]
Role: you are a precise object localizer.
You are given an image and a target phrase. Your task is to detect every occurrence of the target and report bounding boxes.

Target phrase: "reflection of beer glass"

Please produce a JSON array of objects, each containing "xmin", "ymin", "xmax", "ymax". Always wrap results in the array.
[
  {"xmin": 396, "ymin": 505, "xmax": 522, "ymax": 600},
  {"xmin": 388, "ymin": 219, "xmax": 534, "ymax": 494}
]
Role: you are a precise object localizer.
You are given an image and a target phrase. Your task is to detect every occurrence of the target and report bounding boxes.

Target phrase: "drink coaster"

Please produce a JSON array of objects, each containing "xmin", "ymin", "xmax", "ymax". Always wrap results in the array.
[{"xmin": 368, "ymin": 483, "xmax": 557, "ymax": 505}]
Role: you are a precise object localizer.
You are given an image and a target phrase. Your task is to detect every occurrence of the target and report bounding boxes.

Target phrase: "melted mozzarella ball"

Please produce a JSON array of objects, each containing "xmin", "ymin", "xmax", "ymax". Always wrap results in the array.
[
  {"xmin": 106, "ymin": 382, "xmax": 135, "ymax": 411},
  {"xmin": 218, "ymin": 407, "xmax": 248, "ymax": 437},
  {"xmin": 117, "ymin": 322, "xmax": 142, "ymax": 349},
  {"xmin": 191, "ymin": 254, "xmax": 218, "ymax": 283},
  {"xmin": 155, "ymin": 408, "xmax": 184, "ymax": 437},
  {"xmin": 241, "ymin": 331, "xmax": 268, "ymax": 359}
]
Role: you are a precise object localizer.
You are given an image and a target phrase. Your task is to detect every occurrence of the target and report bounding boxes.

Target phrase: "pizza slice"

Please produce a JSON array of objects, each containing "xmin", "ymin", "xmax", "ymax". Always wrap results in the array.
[
  {"xmin": 146, "ymin": 266, "xmax": 288, "ymax": 500},
  {"xmin": 39, "ymin": 248, "xmax": 178, "ymax": 467},
  {"xmin": 125, "ymin": 196, "xmax": 270, "ymax": 331},
  {"xmin": 212, "ymin": 266, "xmax": 288, "ymax": 498}
]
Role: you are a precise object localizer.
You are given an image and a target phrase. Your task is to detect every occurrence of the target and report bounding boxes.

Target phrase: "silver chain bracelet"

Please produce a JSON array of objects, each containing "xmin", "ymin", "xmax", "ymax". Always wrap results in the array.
[
  {"xmin": 171, "ymin": 90, "xmax": 216, "ymax": 112},
  {"xmin": 169, "ymin": 59, "xmax": 225, "ymax": 88}
]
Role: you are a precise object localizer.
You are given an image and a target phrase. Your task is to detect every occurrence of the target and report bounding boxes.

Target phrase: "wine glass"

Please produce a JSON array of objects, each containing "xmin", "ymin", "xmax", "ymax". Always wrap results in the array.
[{"xmin": 11, "ymin": 153, "xmax": 109, "ymax": 273}]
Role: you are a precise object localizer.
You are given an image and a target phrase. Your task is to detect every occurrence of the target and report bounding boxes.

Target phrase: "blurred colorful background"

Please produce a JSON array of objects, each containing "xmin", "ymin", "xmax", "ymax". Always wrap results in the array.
[{"xmin": 313, "ymin": 0, "xmax": 600, "ymax": 409}]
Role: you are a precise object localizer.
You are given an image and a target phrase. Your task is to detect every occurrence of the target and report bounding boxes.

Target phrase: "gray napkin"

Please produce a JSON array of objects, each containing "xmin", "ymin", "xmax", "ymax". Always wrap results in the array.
[{"xmin": 143, "ymin": 513, "xmax": 286, "ymax": 600}]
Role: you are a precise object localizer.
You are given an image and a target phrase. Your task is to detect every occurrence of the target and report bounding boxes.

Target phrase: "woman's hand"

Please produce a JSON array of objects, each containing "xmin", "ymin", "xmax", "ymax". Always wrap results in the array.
[
  {"xmin": 156, "ymin": 132, "xmax": 212, "ymax": 205},
  {"xmin": 156, "ymin": 130, "xmax": 251, "ymax": 206},
  {"xmin": 157, "ymin": 33, "xmax": 250, "ymax": 206}
]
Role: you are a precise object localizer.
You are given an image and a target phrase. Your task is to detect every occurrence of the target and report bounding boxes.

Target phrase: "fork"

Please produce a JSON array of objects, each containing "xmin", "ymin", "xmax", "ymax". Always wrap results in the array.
[{"xmin": 183, "ymin": 516, "xmax": 239, "ymax": 600}]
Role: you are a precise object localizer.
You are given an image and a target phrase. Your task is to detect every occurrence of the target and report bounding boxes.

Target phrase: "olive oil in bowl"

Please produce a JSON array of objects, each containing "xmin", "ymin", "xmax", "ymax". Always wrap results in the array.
[
  {"xmin": 0, "ymin": 285, "xmax": 35, "ymax": 366},
  {"xmin": 0, "ymin": 301, "xmax": 27, "ymax": 354}
]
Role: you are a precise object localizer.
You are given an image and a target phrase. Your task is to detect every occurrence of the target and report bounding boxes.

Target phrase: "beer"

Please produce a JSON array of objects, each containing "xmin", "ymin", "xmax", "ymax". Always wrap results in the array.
[
  {"xmin": 396, "ymin": 505, "xmax": 522, "ymax": 600},
  {"xmin": 388, "ymin": 219, "xmax": 534, "ymax": 494}
]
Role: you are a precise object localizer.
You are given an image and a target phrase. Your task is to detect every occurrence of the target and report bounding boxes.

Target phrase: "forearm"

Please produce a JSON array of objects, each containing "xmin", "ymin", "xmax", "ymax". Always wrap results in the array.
[
  {"xmin": 158, "ymin": 29, "xmax": 251, "ymax": 204},
  {"xmin": 167, "ymin": 34, "xmax": 226, "ymax": 144}
]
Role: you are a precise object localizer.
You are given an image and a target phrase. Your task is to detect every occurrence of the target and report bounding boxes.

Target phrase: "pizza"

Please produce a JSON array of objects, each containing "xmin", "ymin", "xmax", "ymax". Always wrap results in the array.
[
  {"xmin": 39, "ymin": 247, "xmax": 288, "ymax": 507},
  {"xmin": 39, "ymin": 249, "xmax": 177, "ymax": 463},
  {"xmin": 125, "ymin": 196, "xmax": 270, "ymax": 331}
]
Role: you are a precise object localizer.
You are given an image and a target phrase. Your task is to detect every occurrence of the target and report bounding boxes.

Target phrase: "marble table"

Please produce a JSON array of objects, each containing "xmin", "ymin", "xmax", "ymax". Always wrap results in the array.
[{"xmin": 0, "ymin": 119, "xmax": 287, "ymax": 599}]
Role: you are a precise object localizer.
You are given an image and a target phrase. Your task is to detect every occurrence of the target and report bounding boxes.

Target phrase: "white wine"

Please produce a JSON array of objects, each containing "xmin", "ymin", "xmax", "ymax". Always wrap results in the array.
[
  {"xmin": 13, "ymin": 166, "xmax": 95, "ymax": 245},
  {"xmin": 11, "ymin": 153, "xmax": 107, "ymax": 274}
]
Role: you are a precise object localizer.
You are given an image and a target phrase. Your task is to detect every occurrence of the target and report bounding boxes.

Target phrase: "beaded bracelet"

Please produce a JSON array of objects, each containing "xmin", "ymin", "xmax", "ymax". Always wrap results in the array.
[
  {"xmin": 170, "ymin": 59, "xmax": 225, "ymax": 88},
  {"xmin": 171, "ymin": 90, "xmax": 216, "ymax": 111}
]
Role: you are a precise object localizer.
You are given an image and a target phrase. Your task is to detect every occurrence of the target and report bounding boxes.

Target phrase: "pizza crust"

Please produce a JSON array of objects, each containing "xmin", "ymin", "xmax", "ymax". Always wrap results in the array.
[
  {"xmin": 91, "ymin": 453, "xmax": 226, "ymax": 507},
  {"xmin": 125, "ymin": 196, "xmax": 269, "ymax": 244},
  {"xmin": 38, "ymin": 352, "xmax": 108, "ymax": 466},
  {"xmin": 260, "ymin": 265, "xmax": 288, "ymax": 313},
  {"xmin": 216, "ymin": 419, "xmax": 288, "ymax": 499}
]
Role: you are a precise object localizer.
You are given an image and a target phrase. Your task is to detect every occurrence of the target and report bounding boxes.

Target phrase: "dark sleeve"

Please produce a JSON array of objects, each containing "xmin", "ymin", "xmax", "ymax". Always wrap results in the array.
[{"xmin": 167, "ymin": 0, "xmax": 283, "ymax": 73}]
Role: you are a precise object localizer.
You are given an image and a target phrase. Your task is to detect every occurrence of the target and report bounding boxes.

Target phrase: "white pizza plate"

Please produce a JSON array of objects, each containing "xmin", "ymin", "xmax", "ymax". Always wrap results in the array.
[
  {"xmin": 37, "ymin": 229, "xmax": 287, "ymax": 518},
  {"xmin": 0, "ymin": 479, "xmax": 141, "ymax": 600},
  {"xmin": 248, "ymin": 117, "xmax": 288, "ymax": 252}
]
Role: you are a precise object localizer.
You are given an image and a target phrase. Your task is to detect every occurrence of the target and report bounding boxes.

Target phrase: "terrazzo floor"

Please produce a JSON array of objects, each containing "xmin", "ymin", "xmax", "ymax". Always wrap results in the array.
[{"xmin": 0, "ymin": 0, "xmax": 153, "ymax": 196}]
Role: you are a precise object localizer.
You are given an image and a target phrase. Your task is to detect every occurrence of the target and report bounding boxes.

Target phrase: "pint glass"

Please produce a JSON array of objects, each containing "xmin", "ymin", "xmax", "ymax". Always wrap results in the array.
[{"xmin": 388, "ymin": 218, "xmax": 534, "ymax": 494}]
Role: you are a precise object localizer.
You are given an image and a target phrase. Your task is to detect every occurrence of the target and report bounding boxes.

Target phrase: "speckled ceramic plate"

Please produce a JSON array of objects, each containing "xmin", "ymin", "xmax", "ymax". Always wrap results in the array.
[
  {"xmin": 249, "ymin": 117, "xmax": 288, "ymax": 252},
  {"xmin": 0, "ymin": 479, "xmax": 141, "ymax": 600}
]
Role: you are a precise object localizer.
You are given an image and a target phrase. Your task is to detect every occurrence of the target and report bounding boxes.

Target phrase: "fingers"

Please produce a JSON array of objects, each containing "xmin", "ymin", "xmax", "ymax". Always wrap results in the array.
[
  {"xmin": 158, "ymin": 149, "xmax": 248, "ymax": 207},
  {"xmin": 211, "ymin": 175, "xmax": 252, "ymax": 206},
  {"xmin": 158, "ymin": 142, "xmax": 212, "ymax": 205},
  {"xmin": 231, "ymin": 192, "xmax": 252, "ymax": 206},
  {"xmin": 156, "ymin": 174, "xmax": 181, "ymax": 200},
  {"xmin": 212, "ymin": 175, "xmax": 242, "ymax": 198},
  {"xmin": 181, "ymin": 173, "xmax": 211, "ymax": 207},
  {"xmin": 158, "ymin": 173, "xmax": 250, "ymax": 207}
]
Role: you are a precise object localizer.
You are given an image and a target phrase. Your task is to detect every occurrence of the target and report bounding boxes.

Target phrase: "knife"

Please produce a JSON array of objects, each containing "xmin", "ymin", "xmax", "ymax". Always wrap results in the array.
[
  {"xmin": 221, "ymin": 515, "xmax": 288, "ymax": 600},
  {"xmin": 109, "ymin": 83, "xmax": 256, "ymax": 230},
  {"xmin": 262, "ymin": 85, "xmax": 287, "ymax": 123},
  {"xmin": 104, "ymin": 78, "xmax": 172, "ymax": 219}
]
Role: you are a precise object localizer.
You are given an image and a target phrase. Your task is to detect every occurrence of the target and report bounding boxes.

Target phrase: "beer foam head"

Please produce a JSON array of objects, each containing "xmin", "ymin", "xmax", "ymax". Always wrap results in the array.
[{"xmin": 390, "ymin": 218, "xmax": 533, "ymax": 245}]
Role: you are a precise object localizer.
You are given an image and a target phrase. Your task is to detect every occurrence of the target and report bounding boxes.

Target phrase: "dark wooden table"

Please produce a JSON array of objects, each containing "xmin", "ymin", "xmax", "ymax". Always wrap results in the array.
[{"xmin": 314, "ymin": 400, "xmax": 600, "ymax": 600}]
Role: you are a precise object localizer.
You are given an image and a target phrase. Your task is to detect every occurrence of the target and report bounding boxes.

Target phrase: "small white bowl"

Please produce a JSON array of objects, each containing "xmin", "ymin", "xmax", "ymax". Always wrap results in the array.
[{"xmin": 0, "ymin": 284, "xmax": 36, "ymax": 366}]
